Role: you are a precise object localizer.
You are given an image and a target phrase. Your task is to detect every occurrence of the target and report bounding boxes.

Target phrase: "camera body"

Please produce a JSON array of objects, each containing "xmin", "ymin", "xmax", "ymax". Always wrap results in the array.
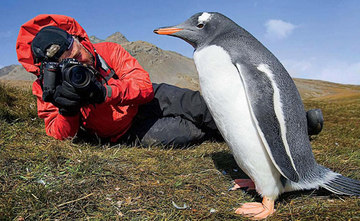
[{"xmin": 42, "ymin": 58, "xmax": 96, "ymax": 102}]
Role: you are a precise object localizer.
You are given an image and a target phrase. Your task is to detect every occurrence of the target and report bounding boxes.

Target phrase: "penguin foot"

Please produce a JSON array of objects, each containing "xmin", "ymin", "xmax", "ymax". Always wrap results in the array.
[
  {"xmin": 229, "ymin": 179, "xmax": 255, "ymax": 191},
  {"xmin": 235, "ymin": 196, "xmax": 274, "ymax": 220}
]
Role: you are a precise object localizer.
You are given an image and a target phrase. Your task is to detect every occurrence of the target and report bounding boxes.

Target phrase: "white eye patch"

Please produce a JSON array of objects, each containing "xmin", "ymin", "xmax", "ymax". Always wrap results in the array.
[{"xmin": 198, "ymin": 12, "xmax": 212, "ymax": 23}]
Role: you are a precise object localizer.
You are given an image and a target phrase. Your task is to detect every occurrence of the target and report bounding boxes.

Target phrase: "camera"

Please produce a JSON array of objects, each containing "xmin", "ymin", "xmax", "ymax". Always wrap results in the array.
[{"xmin": 42, "ymin": 58, "xmax": 97, "ymax": 102}]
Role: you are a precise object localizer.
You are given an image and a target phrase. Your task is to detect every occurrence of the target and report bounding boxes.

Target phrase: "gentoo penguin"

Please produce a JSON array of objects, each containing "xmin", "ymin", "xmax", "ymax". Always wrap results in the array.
[{"xmin": 154, "ymin": 12, "xmax": 360, "ymax": 219}]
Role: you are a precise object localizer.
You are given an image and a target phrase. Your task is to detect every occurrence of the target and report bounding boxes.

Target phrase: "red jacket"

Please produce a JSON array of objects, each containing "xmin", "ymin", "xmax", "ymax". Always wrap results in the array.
[{"xmin": 16, "ymin": 14, "xmax": 154, "ymax": 142}]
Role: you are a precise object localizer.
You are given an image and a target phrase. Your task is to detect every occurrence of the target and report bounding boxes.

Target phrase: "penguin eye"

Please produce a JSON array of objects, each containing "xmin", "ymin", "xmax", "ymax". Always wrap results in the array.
[{"xmin": 197, "ymin": 23, "xmax": 204, "ymax": 29}]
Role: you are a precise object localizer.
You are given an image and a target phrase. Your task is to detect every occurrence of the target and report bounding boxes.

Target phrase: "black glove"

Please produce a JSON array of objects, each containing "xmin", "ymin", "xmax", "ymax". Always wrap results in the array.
[
  {"xmin": 53, "ymin": 81, "xmax": 82, "ymax": 116},
  {"xmin": 88, "ymin": 77, "xmax": 107, "ymax": 104}
]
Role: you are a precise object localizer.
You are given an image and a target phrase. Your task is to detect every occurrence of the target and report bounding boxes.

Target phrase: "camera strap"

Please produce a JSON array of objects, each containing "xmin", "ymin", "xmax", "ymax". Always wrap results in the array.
[{"xmin": 95, "ymin": 53, "xmax": 118, "ymax": 84}]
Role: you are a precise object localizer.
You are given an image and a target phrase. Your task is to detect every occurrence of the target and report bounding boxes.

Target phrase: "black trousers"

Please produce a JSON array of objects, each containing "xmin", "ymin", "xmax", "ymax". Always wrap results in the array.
[{"xmin": 118, "ymin": 83, "xmax": 220, "ymax": 147}]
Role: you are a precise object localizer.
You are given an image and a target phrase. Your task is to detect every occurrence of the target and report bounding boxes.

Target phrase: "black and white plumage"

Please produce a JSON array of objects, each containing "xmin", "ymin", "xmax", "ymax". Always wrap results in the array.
[{"xmin": 154, "ymin": 12, "xmax": 360, "ymax": 219}]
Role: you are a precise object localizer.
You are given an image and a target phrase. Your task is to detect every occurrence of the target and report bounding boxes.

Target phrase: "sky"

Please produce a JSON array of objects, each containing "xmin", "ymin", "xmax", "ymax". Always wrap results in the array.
[{"xmin": 1, "ymin": 0, "xmax": 360, "ymax": 85}]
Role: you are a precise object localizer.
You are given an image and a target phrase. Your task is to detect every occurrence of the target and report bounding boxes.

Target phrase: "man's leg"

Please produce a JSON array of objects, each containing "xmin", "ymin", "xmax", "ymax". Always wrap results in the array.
[
  {"xmin": 137, "ymin": 83, "xmax": 218, "ymax": 132},
  {"xmin": 118, "ymin": 83, "xmax": 219, "ymax": 147},
  {"xmin": 121, "ymin": 116, "xmax": 206, "ymax": 147}
]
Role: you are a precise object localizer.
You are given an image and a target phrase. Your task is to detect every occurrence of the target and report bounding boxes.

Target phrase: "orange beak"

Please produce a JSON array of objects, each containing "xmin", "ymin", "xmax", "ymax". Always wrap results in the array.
[{"xmin": 153, "ymin": 28, "xmax": 183, "ymax": 35}]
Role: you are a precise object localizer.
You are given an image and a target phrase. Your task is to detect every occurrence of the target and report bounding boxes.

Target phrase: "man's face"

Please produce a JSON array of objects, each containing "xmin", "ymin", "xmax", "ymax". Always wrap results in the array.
[{"xmin": 59, "ymin": 38, "xmax": 93, "ymax": 66}]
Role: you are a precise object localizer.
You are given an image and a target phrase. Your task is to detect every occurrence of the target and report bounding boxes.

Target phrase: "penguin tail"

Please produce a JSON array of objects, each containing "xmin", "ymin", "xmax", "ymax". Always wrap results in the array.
[{"xmin": 322, "ymin": 174, "xmax": 360, "ymax": 196}]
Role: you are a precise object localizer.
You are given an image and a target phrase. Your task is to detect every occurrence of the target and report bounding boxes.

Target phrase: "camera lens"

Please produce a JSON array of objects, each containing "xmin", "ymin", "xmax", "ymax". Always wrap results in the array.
[{"xmin": 68, "ymin": 66, "xmax": 91, "ymax": 89}]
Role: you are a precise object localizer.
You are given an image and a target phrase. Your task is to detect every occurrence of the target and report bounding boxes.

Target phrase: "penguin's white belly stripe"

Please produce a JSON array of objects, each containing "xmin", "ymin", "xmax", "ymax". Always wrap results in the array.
[
  {"xmin": 256, "ymin": 64, "xmax": 298, "ymax": 175},
  {"xmin": 194, "ymin": 45, "xmax": 282, "ymax": 198}
]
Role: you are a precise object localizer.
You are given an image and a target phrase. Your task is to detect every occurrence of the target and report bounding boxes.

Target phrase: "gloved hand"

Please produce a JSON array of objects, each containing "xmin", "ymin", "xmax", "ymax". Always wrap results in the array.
[
  {"xmin": 88, "ymin": 77, "xmax": 107, "ymax": 104},
  {"xmin": 52, "ymin": 81, "xmax": 82, "ymax": 116}
]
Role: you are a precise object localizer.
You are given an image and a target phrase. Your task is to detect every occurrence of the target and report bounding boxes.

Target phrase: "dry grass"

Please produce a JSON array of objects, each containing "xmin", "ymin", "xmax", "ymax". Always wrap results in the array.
[{"xmin": 1, "ymin": 82, "xmax": 359, "ymax": 220}]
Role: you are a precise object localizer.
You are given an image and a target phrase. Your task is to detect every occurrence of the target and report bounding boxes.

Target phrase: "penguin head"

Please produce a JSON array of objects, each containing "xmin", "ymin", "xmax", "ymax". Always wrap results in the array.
[{"xmin": 154, "ymin": 12, "xmax": 232, "ymax": 49}]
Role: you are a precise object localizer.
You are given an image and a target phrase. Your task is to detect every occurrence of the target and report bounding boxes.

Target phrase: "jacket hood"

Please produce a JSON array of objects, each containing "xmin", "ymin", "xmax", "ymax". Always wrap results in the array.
[{"xmin": 16, "ymin": 14, "xmax": 96, "ymax": 76}]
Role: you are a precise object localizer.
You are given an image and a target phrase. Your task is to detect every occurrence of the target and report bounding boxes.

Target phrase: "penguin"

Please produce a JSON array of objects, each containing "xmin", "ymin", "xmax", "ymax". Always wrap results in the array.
[{"xmin": 154, "ymin": 12, "xmax": 360, "ymax": 220}]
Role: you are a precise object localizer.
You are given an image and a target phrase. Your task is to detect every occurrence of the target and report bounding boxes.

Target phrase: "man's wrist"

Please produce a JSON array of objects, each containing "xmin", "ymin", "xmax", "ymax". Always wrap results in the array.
[{"xmin": 105, "ymin": 85, "xmax": 112, "ymax": 98}]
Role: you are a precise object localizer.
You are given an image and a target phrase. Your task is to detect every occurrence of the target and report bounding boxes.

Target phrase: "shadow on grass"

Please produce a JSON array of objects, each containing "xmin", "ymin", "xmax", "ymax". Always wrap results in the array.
[
  {"xmin": 72, "ymin": 127, "xmax": 105, "ymax": 146},
  {"xmin": 210, "ymin": 151, "xmax": 248, "ymax": 180},
  {"xmin": 72, "ymin": 127, "xmax": 217, "ymax": 149}
]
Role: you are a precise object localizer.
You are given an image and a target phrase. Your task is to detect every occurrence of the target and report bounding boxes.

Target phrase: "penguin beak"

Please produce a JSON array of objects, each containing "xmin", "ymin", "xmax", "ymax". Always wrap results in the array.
[
  {"xmin": 153, "ymin": 27, "xmax": 183, "ymax": 35},
  {"xmin": 154, "ymin": 23, "xmax": 197, "ymax": 48}
]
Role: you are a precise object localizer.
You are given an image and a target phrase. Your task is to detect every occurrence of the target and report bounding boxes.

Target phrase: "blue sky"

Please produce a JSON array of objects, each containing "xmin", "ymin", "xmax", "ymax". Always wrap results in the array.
[{"xmin": 1, "ymin": 0, "xmax": 359, "ymax": 85}]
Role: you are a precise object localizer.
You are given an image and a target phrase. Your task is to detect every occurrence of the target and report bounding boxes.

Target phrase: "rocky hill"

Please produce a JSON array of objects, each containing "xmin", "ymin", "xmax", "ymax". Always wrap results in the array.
[
  {"xmin": 0, "ymin": 64, "xmax": 19, "ymax": 78},
  {"xmin": 1, "ymin": 32, "xmax": 359, "ymax": 99},
  {"xmin": 121, "ymin": 41, "xmax": 199, "ymax": 90},
  {"xmin": 0, "ymin": 65, "xmax": 36, "ymax": 81},
  {"xmin": 90, "ymin": 32, "xmax": 129, "ymax": 45}
]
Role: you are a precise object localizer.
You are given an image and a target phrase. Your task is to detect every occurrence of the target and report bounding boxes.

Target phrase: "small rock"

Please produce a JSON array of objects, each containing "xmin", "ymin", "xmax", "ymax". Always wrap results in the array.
[
  {"xmin": 172, "ymin": 201, "xmax": 188, "ymax": 210},
  {"xmin": 36, "ymin": 179, "xmax": 46, "ymax": 185}
]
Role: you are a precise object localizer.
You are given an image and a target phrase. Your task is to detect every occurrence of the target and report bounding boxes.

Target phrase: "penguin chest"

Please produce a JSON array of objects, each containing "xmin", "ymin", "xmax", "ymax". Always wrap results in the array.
[{"xmin": 193, "ymin": 45, "xmax": 280, "ymax": 191}]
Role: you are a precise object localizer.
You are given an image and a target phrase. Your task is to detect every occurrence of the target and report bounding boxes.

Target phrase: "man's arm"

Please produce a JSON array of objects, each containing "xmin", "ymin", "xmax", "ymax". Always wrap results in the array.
[
  {"xmin": 95, "ymin": 42, "xmax": 154, "ymax": 106},
  {"xmin": 33, "ymin": 80, "xmax": 80, "ymax": 140}
]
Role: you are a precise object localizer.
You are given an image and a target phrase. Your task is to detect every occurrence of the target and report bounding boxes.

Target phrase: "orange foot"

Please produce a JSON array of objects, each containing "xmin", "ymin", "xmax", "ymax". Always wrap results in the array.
[
  {"xmin": 235, "ymin": 196, "xmax": 275, "ymax": 220},
  {"xmin": 229, "ymin": 179, "xmax": 256, "ymax": 191}
]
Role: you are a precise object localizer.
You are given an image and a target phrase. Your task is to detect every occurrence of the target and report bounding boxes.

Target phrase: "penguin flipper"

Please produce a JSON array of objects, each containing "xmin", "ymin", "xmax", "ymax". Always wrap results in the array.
[{"xmin": 234, "ymin": 63, "xmax": 299, "ymax": 182}]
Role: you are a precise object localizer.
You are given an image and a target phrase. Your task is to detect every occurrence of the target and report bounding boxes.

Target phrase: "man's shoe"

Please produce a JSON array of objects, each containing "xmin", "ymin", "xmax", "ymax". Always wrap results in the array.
[{"xmin": 307, "ymin": 109, "xmax": 324, "ymax": 135}]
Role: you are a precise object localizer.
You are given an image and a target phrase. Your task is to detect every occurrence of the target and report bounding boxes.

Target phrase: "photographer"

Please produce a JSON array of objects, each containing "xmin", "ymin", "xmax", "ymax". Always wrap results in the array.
[
  {"xmin": 16, "ymin": 14, "xmax": 220, "ymax": 147},
  {"xmin": 16, "ymin": 14, "xmax": 323, "ymax": 147}
]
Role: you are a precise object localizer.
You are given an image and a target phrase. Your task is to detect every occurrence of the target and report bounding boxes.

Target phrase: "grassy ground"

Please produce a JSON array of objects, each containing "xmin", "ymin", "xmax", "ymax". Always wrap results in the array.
[{"xmin": 0, "ymin": 82, "xmax": 359, "ymax": 220}]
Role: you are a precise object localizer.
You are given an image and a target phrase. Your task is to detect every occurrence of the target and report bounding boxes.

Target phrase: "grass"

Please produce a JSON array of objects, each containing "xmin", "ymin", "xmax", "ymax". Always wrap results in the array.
[{"xmin": 0, "ymin": 82, "xmax": 359, "ymax": 220}]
